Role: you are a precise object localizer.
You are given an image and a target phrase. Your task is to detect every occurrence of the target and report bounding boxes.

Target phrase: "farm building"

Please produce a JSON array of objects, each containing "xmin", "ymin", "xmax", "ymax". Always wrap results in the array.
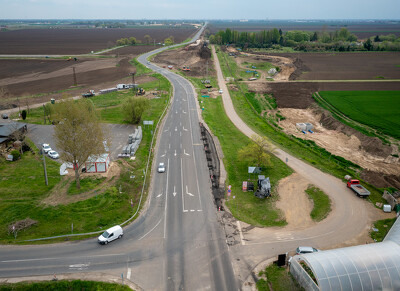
[
  {"xmin": 0, "ymin": 122, "xmax": 27, "ymax": 144},
  {"xmin": 290, "ymin": 216, "xmax": 400, "ymax": 290},
  {"xmin": 85, "ymin": 153, "xmax": 110, "ymax": 173}
]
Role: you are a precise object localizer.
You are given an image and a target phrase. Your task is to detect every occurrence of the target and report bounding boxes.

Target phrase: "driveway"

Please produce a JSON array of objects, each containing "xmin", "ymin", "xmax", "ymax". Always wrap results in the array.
[{"xmin": 27, "ymin": 123, "xmax": 136, "ymax": 161}]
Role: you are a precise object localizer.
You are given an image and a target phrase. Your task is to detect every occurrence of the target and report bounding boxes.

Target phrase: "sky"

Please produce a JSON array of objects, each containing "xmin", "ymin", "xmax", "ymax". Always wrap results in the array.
[{"xmin": 0, "ymin": 0, "xmax": 399, "ymax": 20}]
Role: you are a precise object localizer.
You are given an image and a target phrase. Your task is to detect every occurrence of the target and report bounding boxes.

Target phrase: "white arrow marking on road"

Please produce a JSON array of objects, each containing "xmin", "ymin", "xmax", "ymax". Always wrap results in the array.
[
  {"xmin": 183, "ymin": 126, "xmax": 188, "ymax": 131},
  {"xmin": 186, "ymin": 185, "xmax": 194, "ymax": 197},
  {"xmin": 174, "ymin": 150, "xmax": 177, "ymax": 156},
  {"xmin": 175, "ymin": 111, "xmax": 178, "ymax": 114},
  {"xmin": 182, "ymin": 110, "xmax": 187, "ymax": 114},
  {"xmin": 175, "ymin": 127, "xmax": 177, "ymax": 132},
  {"xmin": 156, "ymin": 192, "xmax": 163, "ymax": 198},
  {"xmin": 161, "ymin": 153, "xmax": 166, "ymax": 157},
  {"xmin": 184, "ymin": 149, "xmax": 190, "ymax": 156},
  {"xmin": 173, "ymin": 186, "xmax": 177, "ymax": 197}
]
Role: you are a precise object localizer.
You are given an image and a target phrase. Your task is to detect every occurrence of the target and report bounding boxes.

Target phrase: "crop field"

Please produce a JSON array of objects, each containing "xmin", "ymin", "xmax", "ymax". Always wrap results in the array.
[
  {"xmin": 0, "ymin": 27, "xmax": 197, "ymax": 55},
  {"xmin": 276, "ymin": 52, "xmax": 400, "ymax": 80},
  {"xmin": 318, "ymin": 91, "xmax": 400, "ymax": 139}
]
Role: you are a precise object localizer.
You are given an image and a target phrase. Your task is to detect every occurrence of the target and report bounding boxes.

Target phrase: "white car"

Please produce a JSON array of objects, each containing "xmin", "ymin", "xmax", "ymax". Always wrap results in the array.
[
  {"xmin": 98, "ymin": 225, "xmax": 123, "ymax": 245},
  {"xmin": 218, "ymin": 89, "xmax": 223, "ymax": 94},
  {"xmin": 158, "ymin": 162, "xmax": 166, "ymax": 173},
  {"xmin": 42, "ymin": 144, "xmax": 52, "ymax": 153},
  {"xmin": 296, "ymin": 246, "xmax": 320, "ymax": 255},
  {"xmin": 48, "ymin": 150, "xmax": 59, "ymax": 159}
]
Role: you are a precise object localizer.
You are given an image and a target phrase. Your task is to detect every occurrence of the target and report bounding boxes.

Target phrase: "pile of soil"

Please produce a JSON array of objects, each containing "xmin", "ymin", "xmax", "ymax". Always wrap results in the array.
[{"xmin": 361, "ymin": 171, "xmax": 400, "ymax": 189}]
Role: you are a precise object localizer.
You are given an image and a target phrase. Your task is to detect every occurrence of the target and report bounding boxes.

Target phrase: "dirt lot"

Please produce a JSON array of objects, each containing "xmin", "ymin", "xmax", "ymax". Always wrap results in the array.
[{"xmin": 0, "ymin": 27, "xmax": 197, "ymax": 54}]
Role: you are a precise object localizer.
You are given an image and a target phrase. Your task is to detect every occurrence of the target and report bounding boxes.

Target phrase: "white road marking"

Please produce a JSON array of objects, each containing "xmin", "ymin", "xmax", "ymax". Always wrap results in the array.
[
  {"xmin": 174, "ymin": 150, "xmax": 177, "ymax": 157},
  {"xmin": 197, "ymin": 209, "xmax": 202, "ymax": 212},
  {"xmin": 186, "ymin": 185, "xmax": 194, "ymax": 197},
  {"xmin": 173, "ymin": 186, "xmax": 177, "ymax": 197},
  {"xmin": 69, "ymin": 263, "xmax": 90, "ymax": 270},
  {"xmin": 182, "ymin": 110, "xmax": 187, "ymax": 114},
  {"xmin": 237, "ymin": 221, "xmax": 246, "ymax": 246},
  {"xmin": 175, "ymin": 127, "xmax": 177, "ymax": 131},
  {"xmin": 190, "ymin": 210, "xmax": 195, "ymax": 212},
  {"xmin": 183, "ymin": 126, "xmax": 188, "ymax": 131},
  {"xmin": 184, "ymin": 149, "xmax": 190, "ymax": 156},
  {"xmin": 161, "ymin": 154, "xmax": 166, "ymax": 157},
  {"xmin": 2, "ymin": 253, "xmax": 123, "ymax": 263},
  {"xmin": 156, "ymin": 193, "xmax": 163, "ymax": 198},
  {"xmin": 181, "ymin": 158, "xmax": 187, "ymax": 212},
  {"xmin": 127, "ymin": 268, "xmax": 131, "ymax": 280},
  {"xmin": 139, "ymin": 218, "xmax": 162, "ymax": 241},
  {"xmin": 164, "ymin": 158, "xmax": 170, "ymax": 239}
]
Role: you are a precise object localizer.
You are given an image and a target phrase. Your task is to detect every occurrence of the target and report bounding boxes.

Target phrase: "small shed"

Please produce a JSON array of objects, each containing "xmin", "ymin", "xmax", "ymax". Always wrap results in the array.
[
  {"xmin": 85, "ymin": 154, "xmax": 110, "ymax": 173},
  {"xmin": 296, "ymin": 123, "xmax": 313, "ymax": 131}
]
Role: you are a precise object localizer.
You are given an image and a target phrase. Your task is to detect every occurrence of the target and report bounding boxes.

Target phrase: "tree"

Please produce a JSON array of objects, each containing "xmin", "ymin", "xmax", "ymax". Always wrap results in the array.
[
  {"xmin": 53, "ymin": 99, "xmax": 110, "ymax": 189},
  {"xmin": 164, "ymin": 37, "xmax": 174, "ymax": 46},
  {"xmin": 128, "ymin": 37, "xmax": 137, "ymax": 45},
  {"xmin": 122, "ymin": 96, "xmax": 149, "ymax": 124},
  {"xmin": 144, "ymin": 34, "xmax": 152, "ymax": 45},
  {"xmin": 364, "ymin": 38, "xmax": 373, "ymax": 51},
  {"xmin": 374, "ymin": 35, "xmax": 381, "ymax": 42},
  {"xmin": 238, "ymin": 135, "xmax": 274, "ymax": 168},
  {"xmin": 311, "ymin": 32, "xmax": 318, "ymax": 41}
]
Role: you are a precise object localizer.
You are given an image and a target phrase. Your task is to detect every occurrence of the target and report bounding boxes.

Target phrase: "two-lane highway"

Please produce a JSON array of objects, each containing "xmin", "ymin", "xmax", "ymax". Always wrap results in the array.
[{"xmin": 0, "ymin": 24, "xmax": 238, "ymax": 291}]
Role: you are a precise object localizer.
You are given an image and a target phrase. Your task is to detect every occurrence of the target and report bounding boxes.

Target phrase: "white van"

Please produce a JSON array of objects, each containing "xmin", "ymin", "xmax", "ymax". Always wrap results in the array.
[{"xmin": 98, "ymin": 225, "xmax": 123, "ymax": 245}]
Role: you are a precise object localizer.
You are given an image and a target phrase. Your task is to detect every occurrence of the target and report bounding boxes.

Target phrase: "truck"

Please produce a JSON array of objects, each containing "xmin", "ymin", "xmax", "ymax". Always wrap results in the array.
[
  {"xmin": 82, "ymin": 90, "xmax": 95, "ymax": 98},
  {"xmin": 347, "ymin": 179, "xmax": 370, "ymax": 197}
]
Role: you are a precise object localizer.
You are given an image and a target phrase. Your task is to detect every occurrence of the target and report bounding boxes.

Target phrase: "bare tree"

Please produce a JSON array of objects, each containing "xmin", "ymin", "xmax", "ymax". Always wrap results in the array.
[
  {"xmin": 53, "ymin": 99, "xmax": 111, "ymax": 189},
  {"xmin": 238, "ymin": 135, "xmax": 275, "ymax": 168}
]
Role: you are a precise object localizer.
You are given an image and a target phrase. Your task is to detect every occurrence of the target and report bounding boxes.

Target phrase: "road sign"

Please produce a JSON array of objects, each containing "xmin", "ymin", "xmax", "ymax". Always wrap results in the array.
[
  {"xmin": 228, "ymin": 185, "xmax": 232, "ymax": 190},
  {"xmin": 143, "ymin": 120, "xmax": 154, "ymax": 125}
]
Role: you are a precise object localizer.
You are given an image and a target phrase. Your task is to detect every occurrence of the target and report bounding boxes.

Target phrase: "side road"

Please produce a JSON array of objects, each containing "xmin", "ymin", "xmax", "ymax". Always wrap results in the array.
[{"xmin": 211, "ymin": 45, "xmax": 393, "ymax": 285}]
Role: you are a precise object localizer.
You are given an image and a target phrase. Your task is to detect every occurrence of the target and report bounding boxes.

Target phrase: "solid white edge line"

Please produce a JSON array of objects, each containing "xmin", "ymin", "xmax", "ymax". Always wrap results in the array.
[
  {"xmin": 139, "ymin": 217, "xmax": 162, "ymax": 241},
  {"xmin": 163, "ymin": 158, "xmax": 170, "ymax": 239}
]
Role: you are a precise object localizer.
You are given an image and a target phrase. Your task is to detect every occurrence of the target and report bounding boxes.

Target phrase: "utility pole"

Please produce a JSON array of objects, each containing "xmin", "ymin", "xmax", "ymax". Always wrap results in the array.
[
  {"xmin": 42, "ymin": 145, "xmax": 48, "ymax": 186},
  {"xmin": 72, "ymin": 67, "xmax": 77, "ymax": 86},
  {"xmin": 43, "ymin": 104, "xmax": 46, "ymax": 124}
]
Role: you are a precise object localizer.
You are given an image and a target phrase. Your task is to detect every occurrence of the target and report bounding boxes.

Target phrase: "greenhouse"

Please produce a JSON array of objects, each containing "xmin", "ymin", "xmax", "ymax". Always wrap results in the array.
[{"xmin": 290, "ymin": 217, "xmax": 400, "ymax": 290}]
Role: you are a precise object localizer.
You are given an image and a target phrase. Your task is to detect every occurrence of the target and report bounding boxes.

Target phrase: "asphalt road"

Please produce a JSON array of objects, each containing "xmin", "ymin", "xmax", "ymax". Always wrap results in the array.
[{"xmin": 0, "ymin": 24, "xmax": 238, "ymax": 291}]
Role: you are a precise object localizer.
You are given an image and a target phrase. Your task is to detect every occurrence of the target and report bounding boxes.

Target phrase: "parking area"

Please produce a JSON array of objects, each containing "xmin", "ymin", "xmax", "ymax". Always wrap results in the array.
[{"xmin": 27, "ymin": 123, "xmax": 136, "ymax": 162}]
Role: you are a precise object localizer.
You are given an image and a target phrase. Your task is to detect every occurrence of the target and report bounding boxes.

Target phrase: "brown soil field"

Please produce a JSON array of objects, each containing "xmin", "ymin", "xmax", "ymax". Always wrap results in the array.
[
  {"xmin": 252, "ymin": 52, "xmax": 400, "ymax": 80},
  {"xmin": 0, "ymin": 27, "xmax": 197, "ymax": 54}
]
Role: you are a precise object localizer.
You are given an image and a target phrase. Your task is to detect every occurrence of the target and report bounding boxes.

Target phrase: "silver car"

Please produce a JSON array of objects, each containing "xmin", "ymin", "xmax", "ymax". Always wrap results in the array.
[
  {"xmin": 158, "ymin": 162, "xmax": 165, "ymax": 173},
  {"xmin": 48, "ymin": 150, "xmax": 59, "ymax": 159}
]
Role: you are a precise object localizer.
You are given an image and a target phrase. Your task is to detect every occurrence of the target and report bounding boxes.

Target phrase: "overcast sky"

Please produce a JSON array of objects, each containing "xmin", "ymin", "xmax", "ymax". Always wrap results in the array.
[{"xmin": 0, "ymin": 0, "xmax": 399, "ymax": 19}]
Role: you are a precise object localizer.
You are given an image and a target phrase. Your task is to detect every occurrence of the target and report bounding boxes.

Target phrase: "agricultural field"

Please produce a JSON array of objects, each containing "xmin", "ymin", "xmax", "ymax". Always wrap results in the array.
[
  {"xmin": 318, "ymin": 91, "xmax": 400, "ymax": 140},
  {"xmin": 0, "ymin": 27, "xmax": 197, "ymax": 54},
  {"xmin": 281, "ymin": 52, "xmax": 400, "ymax": 80}
]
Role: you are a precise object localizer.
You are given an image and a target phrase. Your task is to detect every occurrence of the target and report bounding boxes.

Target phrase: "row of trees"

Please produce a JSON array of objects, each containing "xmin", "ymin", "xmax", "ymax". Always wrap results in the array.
[
  {"xmin": 115, "ymin": 35, "xmax": 174, "ymax": 46},
  {"xmin": 209, "ymin": 27, "xmax": 400, "ymax": 51}
]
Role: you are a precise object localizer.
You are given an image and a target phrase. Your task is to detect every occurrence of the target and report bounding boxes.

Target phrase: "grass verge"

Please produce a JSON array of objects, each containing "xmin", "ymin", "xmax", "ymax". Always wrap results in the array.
[
  {"xmin": 257, "ymin": 264, "xmax": 301, "ymax": 291},
  {"xmin": 305, "ymin": 185, "xmax": 332, "ymax": 222},
  {"xmin": 0, "ymin": 280, "xmax": 131, "ymax": 291},
  {"xmin": 370, "ymin": 217, "xmax": 397, "ymax": 242},
  {"xmin": 189, "ymin": 76, "xmax": 292, "ymax": 227}
]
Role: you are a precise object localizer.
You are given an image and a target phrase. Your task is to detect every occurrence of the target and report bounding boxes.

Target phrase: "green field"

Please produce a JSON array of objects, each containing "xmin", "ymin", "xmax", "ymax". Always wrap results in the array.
[
  {"xmin": 0, "ymin": 280, "xmax": 131, "ymax": 291},
  {"xmin": 318, "ymin": 91, "xmax": 400, "ymax": 140}
]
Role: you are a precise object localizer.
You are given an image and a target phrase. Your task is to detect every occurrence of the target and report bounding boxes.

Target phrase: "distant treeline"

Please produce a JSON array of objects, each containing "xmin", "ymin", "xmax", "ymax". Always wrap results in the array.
[
  {"xmin": 208, "ymin": 28, "xmax": 400, "ymax": 52},
  {"xmin": 115, "ymin": 35, "xmax": 174, "ymax": 46}
]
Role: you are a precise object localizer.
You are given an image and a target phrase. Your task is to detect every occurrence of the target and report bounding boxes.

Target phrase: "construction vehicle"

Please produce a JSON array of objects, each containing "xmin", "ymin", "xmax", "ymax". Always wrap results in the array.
[
  {"xmin": 82, "ymin": 90, "xmax": 95, "ymax": 98},
  {"xmin": 137, "ymin": 88, "xmax": 145, "ymax": 95}
]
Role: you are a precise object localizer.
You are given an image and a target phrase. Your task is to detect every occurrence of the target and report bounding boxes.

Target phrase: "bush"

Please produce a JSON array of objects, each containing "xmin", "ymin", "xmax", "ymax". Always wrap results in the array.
[
  {"xmin": 10, "ymin": 150, "xmax": 21, "ymax": 161},
  {"xmin": 21, "ymin": 110, "xmax": 27, "ymax": 120},
  {"xmin": 122, "ymin": 96, "xmax": 149, "ymax": 124}
]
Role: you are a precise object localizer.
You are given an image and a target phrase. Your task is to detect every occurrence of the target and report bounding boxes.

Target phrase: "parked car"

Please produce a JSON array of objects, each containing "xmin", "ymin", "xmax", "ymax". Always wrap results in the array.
[
  {"xmin": 218, "ymin": 89, "xmax": 223, "ymax": 94},
  {"xmin": 98, "ymin": 225, "xmax": 123, "ymax": 245},
  {"xmin": 296, "ymin": 246, "xmax": 320, "ymax": 255},
  {"xmin": 158, "ymin": 162, "xmax": 166, "ymax": 173},
  {"xmin": 48, "ymin": 150, "xmax": 59, "ymax": 159},
  {"xmin": 42, "ymin": 144, "xmax": 52, "ymax": 154},
  {"xmin": 1, "ymin": 113, "xmax": 8, "ymax": 119}
]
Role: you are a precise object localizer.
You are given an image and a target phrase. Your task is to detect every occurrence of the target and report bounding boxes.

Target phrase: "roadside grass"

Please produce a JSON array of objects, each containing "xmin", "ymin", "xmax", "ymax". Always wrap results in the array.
[
  {"xmin": 191, "ymin": 76, "xmax": 292, "ymax": 227},
  {"xmin": 318, "ymin": 91, "xmax": 400, "ymax": 140},
  {"xmin": 67, "ymin": 177, "xmax": 106, "ymax": 195},
  {"xmin": 257, "ymin": 264, "xmax": 301, "ymax": 291},
  {"xmin": 370, "ymin": 218, "xmax": 397, "ymax": 242},
  {"xmin": 305, "ymin": 185, "xmax": 332, "ymax": 222},
  {"xmin": 0, "ymin": 280, "xmax": 131, "ymax": 291},
  {"xmin": 215, "ymin": 48, "xmax": 387, "ymax": 206},
  {"xmin": 0, "ymin": 73, "xmax": 170, "ymax": 243}
]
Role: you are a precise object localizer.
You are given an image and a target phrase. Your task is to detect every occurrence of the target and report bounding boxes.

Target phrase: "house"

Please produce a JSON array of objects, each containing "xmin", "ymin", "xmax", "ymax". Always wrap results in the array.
[{"xmin": 0, "ymin": 122, "xmax": 27, "ymax": 145}]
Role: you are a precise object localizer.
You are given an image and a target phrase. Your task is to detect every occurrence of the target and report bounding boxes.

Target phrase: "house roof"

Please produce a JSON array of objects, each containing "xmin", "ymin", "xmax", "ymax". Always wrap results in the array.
[{"xmin": 0, "ymin": 123, "xmax": 27, "ymax": 138}]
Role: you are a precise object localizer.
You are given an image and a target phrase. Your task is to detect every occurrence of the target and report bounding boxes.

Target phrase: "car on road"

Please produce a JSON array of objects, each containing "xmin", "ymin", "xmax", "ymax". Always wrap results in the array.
[
  {"xmin": 42, "ymin": 144, "xmax": 52, "ymax": 154},
  {"xmin": 158, "ymin": 162, "xmax": 166, "ymax": 173},
  {"xmin": 48, "ymin": 150, "xmax": 59, "ymax": 159},
  {"xmin": 218, "ymin": 89, "xmax": 223, "ymax": 94},
  {"xmin": 98, "ymin": 225, "xmax": 123, "ymax": 245},
  {"xmin": 296, "ymin": 246, "xmax": 320, "ymax": 255}
]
